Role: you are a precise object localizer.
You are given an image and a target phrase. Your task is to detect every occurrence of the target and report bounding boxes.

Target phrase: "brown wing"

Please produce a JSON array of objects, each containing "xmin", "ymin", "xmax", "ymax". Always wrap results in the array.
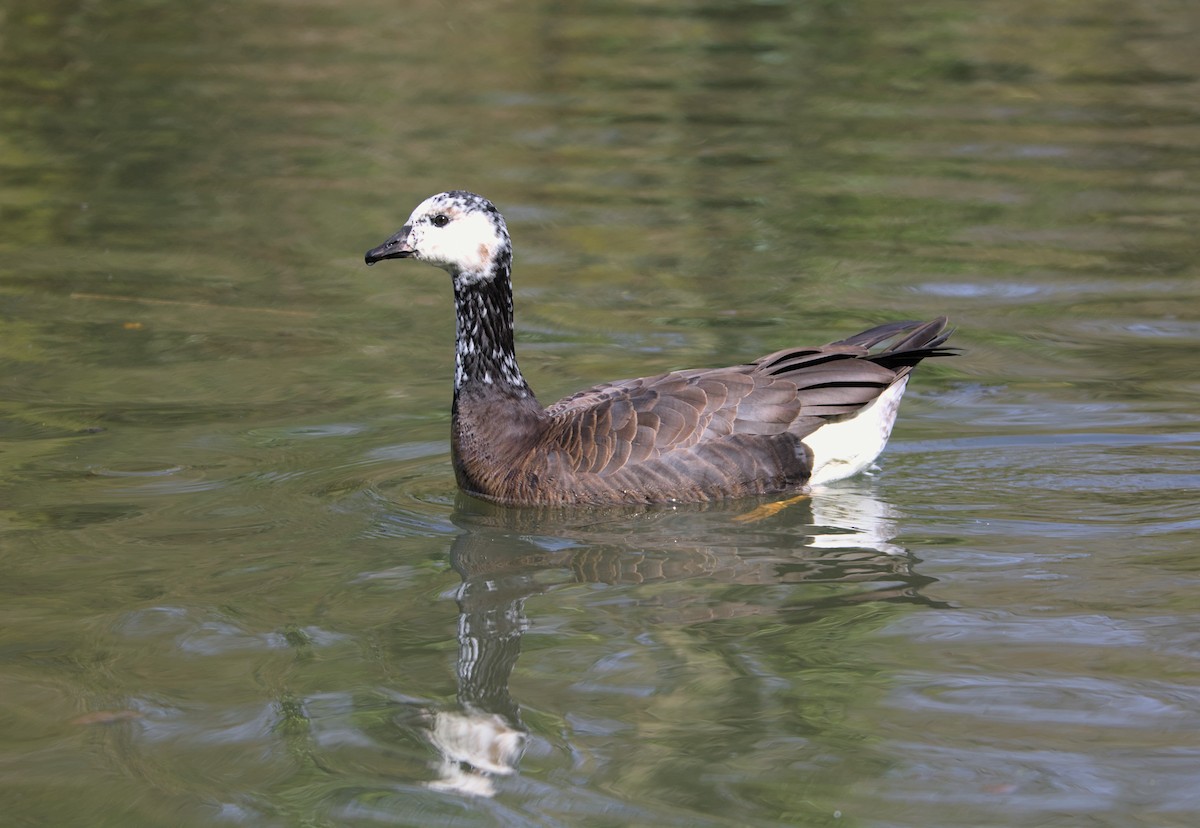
[
  {"xmin": 535, "ymin": 368, "xmax": 818, "ymax": 503},
  {"xmin": 541, "ymin": 317, "xmax": 955, "ymax": 482},
  {"xmin": 543, "ymin": 367, "xmax": 814, "ymax": 476}
]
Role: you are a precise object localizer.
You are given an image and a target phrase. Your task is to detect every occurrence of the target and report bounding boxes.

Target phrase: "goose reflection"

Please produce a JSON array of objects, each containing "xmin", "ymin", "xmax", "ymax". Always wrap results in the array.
[
  {"xmin": 425, "ymin": 532, "xmax": 530, "ymax": 797},
  {"xmin": 418, "ymin": 482, "xmax": 940, "ymax": 796}
]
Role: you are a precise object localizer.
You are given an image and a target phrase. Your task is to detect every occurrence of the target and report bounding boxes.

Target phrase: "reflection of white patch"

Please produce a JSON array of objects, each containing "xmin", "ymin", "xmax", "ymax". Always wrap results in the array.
[
  {"xmin": 427, "ymin": 710, "xmax": 526, "ymax": 798},
  {"xmin": 804, "ymin": 378, "xmax": 908, "ymax": 486},
  {"xmin": 806, "ymin": 485, "xmax": 903, "ymax": 555}
]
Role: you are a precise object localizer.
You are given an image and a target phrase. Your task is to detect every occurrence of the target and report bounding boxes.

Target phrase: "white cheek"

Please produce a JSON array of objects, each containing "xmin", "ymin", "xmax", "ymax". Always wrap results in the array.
[
  {"xmin": 427, "ymin": 230, "xmax": 485, "ymax": 270},
  {"xmin": 463, "ymin": 240, "xmax": 491, "ymax": 272},
  {"xmin": 410, "ymin": 229, "xmax": 428, "ymax": 257}
]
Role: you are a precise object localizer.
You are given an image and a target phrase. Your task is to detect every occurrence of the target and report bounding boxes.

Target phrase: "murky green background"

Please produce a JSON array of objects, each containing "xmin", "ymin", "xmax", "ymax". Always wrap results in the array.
[{"xmin": 3, "ymin": 0, "xmax": 1199, "ymax": 825}]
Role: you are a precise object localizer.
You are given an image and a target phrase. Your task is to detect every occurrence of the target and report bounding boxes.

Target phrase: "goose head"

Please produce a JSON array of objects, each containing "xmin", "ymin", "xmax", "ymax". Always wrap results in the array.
[{"xmin": 365, "ymin": 191, "xmax": 511, "ymax": 286}]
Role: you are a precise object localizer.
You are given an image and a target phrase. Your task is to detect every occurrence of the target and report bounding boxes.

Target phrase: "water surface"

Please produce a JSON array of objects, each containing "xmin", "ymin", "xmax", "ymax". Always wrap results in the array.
[{"xmin": 2, "ymin": 1, "xmax": 1199, "ymax": 825}]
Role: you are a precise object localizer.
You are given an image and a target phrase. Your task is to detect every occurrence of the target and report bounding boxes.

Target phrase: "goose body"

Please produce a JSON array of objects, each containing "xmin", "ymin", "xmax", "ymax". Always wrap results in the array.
[{"xmin": 365, "ymin": 191, "xmax": 955, "ymax": 507}]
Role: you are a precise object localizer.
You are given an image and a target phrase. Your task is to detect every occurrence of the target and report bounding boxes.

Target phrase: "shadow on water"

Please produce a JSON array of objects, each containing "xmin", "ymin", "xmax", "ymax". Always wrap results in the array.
[{"xmin": 397, "ymin": 485, "xmax": 947, "ymax": 798}]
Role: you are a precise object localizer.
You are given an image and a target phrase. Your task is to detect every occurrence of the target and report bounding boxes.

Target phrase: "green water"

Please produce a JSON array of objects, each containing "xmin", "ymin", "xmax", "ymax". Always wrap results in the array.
[{"xmin": 2, "ymin": 1, "xmax": 1199, "ymax": 825}]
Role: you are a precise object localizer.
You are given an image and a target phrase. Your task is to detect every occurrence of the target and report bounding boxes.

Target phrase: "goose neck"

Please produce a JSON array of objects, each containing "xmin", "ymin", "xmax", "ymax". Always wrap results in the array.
[{"xmin": 452, "ymin": 262, "xmax": 531, "ymax": 398}]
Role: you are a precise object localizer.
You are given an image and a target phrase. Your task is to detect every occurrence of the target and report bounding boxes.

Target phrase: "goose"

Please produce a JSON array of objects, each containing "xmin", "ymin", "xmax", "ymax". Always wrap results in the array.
[{"xmin": 365, "ymin": 191, "xmax": 955, "ymax": 507}]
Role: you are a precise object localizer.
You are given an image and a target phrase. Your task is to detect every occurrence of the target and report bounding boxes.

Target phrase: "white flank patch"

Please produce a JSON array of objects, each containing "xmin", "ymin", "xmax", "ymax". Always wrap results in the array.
[{"xmin": 803, "ymin": 377, "xmax": 909, "ymax": 486}]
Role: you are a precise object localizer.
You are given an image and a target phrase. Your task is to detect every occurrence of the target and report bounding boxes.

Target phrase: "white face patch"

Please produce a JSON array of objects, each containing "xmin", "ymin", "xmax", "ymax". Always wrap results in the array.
[{"xmin": 403, "ymin": 193, "xmax": 510, "ymax": 282}]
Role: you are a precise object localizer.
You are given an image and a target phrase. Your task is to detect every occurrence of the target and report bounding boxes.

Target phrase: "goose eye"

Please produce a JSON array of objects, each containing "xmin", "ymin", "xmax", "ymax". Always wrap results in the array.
[{"xmin": 431, "ymin": 214, "xmax": 450, "ymax": 228}]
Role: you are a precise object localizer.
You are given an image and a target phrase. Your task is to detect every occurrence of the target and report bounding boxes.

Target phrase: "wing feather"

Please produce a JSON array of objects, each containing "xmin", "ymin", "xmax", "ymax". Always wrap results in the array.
[{"xmin": 536, "ymin": 317, "xmax": 955, "ymax": 489}]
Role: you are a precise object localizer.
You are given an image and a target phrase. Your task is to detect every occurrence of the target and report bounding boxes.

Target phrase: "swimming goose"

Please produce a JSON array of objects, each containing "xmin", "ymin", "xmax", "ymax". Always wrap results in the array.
[{"xmin": 365, "ymin": 191, "xmax": 955, "ymax": 507}]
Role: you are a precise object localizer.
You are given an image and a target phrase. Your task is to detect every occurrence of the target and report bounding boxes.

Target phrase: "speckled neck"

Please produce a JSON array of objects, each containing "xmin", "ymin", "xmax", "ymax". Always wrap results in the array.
[{"xmin": 451, "ymin": 250, "xmax": 532, "ymax": 399}]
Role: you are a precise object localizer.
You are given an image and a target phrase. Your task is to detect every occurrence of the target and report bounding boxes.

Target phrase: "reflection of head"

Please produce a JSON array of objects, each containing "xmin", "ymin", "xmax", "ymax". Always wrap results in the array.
[
  {"xmin": 427, "ymin": 709, "xmax": 526, "ymax": 798},
  {"xmin": 420, "ymin": 532, "xmax": 533, "ymax": 797}
]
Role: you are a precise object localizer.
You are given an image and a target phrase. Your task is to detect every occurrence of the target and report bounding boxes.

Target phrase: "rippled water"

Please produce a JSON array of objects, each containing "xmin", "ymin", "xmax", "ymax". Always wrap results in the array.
[{"xmin": 3, "ymin": 1, "xmax": 1199, "ymax": 825}]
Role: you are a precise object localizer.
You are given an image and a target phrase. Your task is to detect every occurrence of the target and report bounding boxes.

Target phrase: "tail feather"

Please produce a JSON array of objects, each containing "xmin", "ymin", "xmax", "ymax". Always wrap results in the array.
[{"xmin": 834, "ymin": 317, "xmax": 959, "ymax": 371}]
